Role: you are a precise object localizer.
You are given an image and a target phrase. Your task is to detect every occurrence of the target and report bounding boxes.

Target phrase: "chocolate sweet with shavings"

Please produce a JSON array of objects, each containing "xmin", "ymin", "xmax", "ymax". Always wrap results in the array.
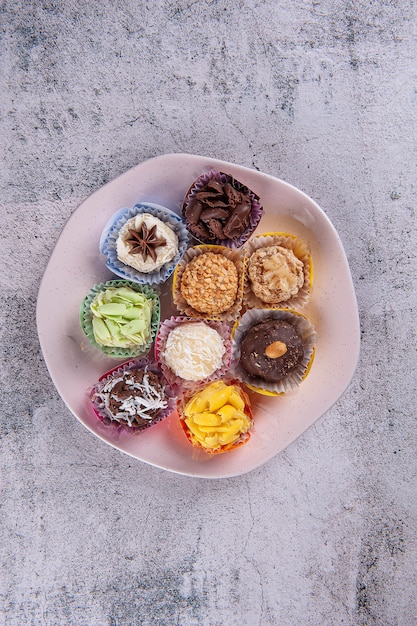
[{"xmin": 183, "ymin": 172, "xmax": 261, "ymax": 244}]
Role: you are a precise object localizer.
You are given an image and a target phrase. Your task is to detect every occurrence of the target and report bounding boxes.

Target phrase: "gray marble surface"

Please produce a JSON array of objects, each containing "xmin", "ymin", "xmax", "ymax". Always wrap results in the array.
[{"xmin": 1, "ymin": 1, "xmax": 416, "ymax": 625}]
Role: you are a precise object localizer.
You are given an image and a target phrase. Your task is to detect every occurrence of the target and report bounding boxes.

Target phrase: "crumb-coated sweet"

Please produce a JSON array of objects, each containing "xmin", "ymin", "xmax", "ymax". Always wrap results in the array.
[
  {"xmin": 240, "ymin": 319, "xmax": 304, "ymax": 382},
  {"xmin": 180, "ymin": 252, "xmax": 238, "ymax": 315}
]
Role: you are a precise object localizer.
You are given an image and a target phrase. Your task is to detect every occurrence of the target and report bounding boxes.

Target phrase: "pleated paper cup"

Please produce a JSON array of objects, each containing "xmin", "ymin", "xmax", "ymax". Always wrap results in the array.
[
  {"xmin": 100, "ymin": 202, "xmax": 189, "ymax": 285},
  {"xmin": 87, "ymin": 357, "xmax": 176, "ymax": 433},
  {"xmin": 154, "ymin": 316, "xmax": 233, "ymax": 393},
  {"xmin": 243, "ymin": 232, "xmax": 312, "ymax": 310},
  {"xmin": 172, "ymin": 244, "xmax": 246, "ymax": 322},
  {"xmin": 231, "ymin": 308, "xmax": 316, "ymax": 396},
  {"xmin": 177, "ymin": 378, "xmax": 254, "ymax": 455},
  {"xmin": 182, "ymin": 169, "xmax": 263, "ymax": 248},
  {"xmin": 80, "ymin": 279, "xmax": 160, "ymax": 359}
]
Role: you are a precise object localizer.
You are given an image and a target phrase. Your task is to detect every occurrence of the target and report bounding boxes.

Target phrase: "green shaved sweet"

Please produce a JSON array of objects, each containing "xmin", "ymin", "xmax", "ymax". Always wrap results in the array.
[{"xmin": 90, "ymin": 286, "xmax": 153, "ymax": 348}]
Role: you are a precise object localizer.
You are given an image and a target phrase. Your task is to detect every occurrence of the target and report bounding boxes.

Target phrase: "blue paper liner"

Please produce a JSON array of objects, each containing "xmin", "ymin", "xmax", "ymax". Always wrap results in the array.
[
  {"xmin": 80, "ymin": 279, "xmax": 160, "ymax": 359},
  {"xmin": 100, "ymin": 202, "xmax": 189, "ymax": 285}
]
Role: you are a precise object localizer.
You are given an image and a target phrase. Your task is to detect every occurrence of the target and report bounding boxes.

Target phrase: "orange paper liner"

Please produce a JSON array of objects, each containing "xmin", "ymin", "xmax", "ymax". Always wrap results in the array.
[{"xmin": 177, "ymin": 378, "xmax": 254, "ymax": 455}]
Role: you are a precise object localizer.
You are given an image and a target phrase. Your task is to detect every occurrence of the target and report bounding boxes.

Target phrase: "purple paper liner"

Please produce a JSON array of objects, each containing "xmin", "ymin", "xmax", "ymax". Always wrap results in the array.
[
  {"xmin": 182, "ymin": 169, "xmax": 264, "ymax": 249},
  {"xmin": 87, "ymin": 357, "xmax": 177, "ymax": 434}
]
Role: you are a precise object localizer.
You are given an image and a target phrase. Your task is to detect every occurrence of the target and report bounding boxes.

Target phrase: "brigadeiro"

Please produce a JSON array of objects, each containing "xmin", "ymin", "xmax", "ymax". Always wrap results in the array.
[
  {"xmin": 232, "ymin": 308, "xmax": 317, "ymax": 396},
  {"xmin": 88, "ymin": 358, "xmax": 176, "ymax": 433},
  {"xmin": 182, "ymin": 169, "xmax": 263, "ymax": 248}
]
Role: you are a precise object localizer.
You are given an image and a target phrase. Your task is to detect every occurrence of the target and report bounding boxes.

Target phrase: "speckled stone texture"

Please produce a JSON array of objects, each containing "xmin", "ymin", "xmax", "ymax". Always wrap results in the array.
[{"xmin": 1, "ymin": 1, "xmax": 416, "ymax": 625}]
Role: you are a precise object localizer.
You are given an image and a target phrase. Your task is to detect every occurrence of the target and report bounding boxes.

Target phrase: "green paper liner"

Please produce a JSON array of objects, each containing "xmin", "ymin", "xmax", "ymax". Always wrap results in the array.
[{"xmin": 80, "ymin": 279, "xmax": 160, "ymax": 359}]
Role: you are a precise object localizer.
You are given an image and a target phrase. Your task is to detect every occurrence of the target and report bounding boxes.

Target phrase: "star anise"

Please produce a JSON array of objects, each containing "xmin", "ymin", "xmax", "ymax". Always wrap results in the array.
[{"xmin": 125, "ymin": 223, "xmax": 166, "ymax": 262}]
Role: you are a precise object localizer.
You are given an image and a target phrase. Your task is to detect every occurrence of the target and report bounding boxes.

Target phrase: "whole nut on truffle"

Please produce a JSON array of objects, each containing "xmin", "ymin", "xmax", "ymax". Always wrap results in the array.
[{"xmin": 264, "ymin": 341, "xmax": 287, "ymax": 359}]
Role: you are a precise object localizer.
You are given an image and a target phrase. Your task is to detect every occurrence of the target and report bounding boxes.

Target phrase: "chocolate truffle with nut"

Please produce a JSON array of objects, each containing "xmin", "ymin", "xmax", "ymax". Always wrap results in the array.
[
  {"xmin": 232, "ymin": 309, "xmax": 316, "ymax": 395},
  {"xmin": 240, "ymin": 319, "xmax": 305, "ymax": 382}
]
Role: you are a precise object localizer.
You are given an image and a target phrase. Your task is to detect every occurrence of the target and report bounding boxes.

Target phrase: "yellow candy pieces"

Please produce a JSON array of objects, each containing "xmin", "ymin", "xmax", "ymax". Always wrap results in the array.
[{"xmin": 182, "ymin": 381, "xmax": 251, "ymax": 451}]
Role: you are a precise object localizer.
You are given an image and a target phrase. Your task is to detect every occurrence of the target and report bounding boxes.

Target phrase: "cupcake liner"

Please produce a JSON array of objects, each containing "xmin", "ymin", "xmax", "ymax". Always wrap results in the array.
[
  {"xmin": 231, "ymin": 308, "xmax": 317, "ymax": 396},
  {"xmin": 154, "ymin": 316, "xmax": 233, "ymax": 393},
  {"xmin": 182, "ymin": 169, "xmax": 264, "ymax": 248},
  {"xmin": 177, "ymin": 378, "xmax": 253, "ymax": 455},
  {"xmin": 80, "ymin": 279, "xmax": 160, "ymax": 359},
  {"xmin": 242, "ymin": 232, "xmax": 313, "ymax": 310},
  {"xmin": 171, "ymin": 244, "xmax": 246, "ymax": 322},
  {"xmin": 87, "ymin": 357, "xmax": 177, "ymax": 434},
  {"xmin": 100, "ymin": 202, "xmax": 189, "ymax": 285}
]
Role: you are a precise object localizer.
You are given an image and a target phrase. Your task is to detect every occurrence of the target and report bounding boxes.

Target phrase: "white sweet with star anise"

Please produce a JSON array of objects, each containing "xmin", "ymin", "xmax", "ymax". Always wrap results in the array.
[{"xmin": 116, "ymin": 213, "xmax": 179, "ymax": 273}]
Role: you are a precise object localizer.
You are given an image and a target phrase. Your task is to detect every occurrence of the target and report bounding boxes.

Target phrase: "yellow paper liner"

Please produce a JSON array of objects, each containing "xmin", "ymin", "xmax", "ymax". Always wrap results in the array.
[
  {"xmin": 242, "ymin": 232, "xmax": 312, "ymax": 311},
  {"xmin": 172, "ymin": 244, "xmax": 246, "ymax": 322},
  {"xmin": 231, "ymin": 308, "xmax": 317, "ymax": 396}
]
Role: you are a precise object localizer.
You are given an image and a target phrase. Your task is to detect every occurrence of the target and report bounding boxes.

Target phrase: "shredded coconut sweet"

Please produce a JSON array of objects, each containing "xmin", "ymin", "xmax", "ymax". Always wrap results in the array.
[
  {"xmin": 94, "ymin": 367, "xmax": 168, "ymax": 427},
  {"xmin": 163, "ymin": 322, "xmax": 226, "ymax": 381}
]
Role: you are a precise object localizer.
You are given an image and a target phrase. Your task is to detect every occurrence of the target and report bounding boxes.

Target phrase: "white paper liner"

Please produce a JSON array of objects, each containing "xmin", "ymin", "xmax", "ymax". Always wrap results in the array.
[
  {"xmin": 172, "ymin": 244, "xmax": 246, "ymax": 322},
  {"xmin": 87, "ymin": 357, "xmax": 177, "ymax": 433},
  {"xmin": 242, "ymin": 232, "xmax": 312, "ymax": 311},
  {"xmin": 80, "ymin": 279, "xmax": 160, "ymax": 359},
  {"xmin": 154, "ymin": 316, "xmax": 233, "ymax": 394},
  {"xmin": 100, "ymin": 202, "xmax": 189, "ymax": 285},
  {"xmin": 182, "ymin": 169, "xmax": 264, "ymax": 248},
  {"xmin": 231, "ymin": 308, "xmax": 317, "ymax": 395}
]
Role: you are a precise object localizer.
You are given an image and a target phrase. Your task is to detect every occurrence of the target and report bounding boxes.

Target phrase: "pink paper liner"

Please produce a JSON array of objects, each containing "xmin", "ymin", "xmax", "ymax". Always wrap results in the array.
[
  {"xmin": 154, "ymin": 316, "xmax": 233, "ymax": 394},
  {"xmin": 182, "ymin": 169, "xmax": 264, "ymax": 248},
  {"xmin": 242, "ymin": 233, "xmax": 313, "ymax": 311},
  {"xmin": 231, "ymin": 308, "xmax": 317, "ymax": 396},
  {"xmin": 171, "ymin": 244, "xmax": 246, "ymax": 322},
  {"xmin": 87, "ymin": 357, "xmax": 177, "ymax": 434}
]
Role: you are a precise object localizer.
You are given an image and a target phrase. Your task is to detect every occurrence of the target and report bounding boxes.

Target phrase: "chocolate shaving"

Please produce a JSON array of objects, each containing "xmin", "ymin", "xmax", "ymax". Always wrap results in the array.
[
  {"xmin": 183, "ymin": 173, "xmax": 256, "ymax": 242},
  {"xmin": 200, "ymin": 208, "xmax": 229, "ymax": 221}
]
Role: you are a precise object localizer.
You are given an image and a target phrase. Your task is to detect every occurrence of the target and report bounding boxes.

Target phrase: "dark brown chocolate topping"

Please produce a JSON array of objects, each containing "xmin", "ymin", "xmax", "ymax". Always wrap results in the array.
[
  {"xmin": 95, "ymin": 367, "xmax": 167, "ymax": 428},
  {"xmin": 183, "ymin": 173, "xmax": 255, "ymax": 242},
  {"xmin": 125, "ymin": 223, "xmax": 166, "ymax": 262},
  {"xmin": 240, "ymin": 319, "xmax": 304, "ymax": 382}
]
